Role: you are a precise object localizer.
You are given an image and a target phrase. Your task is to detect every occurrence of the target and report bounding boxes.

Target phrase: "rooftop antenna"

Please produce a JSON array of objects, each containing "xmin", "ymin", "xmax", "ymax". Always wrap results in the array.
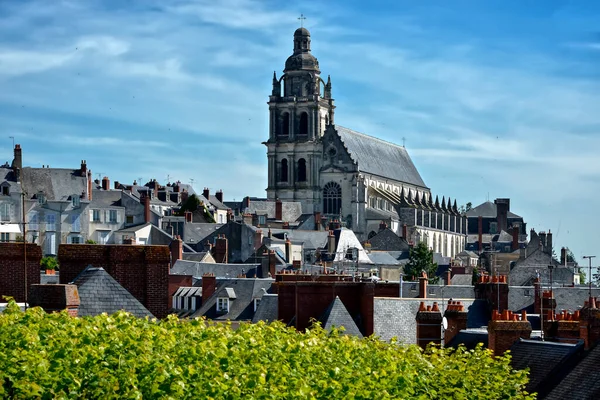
[
  {"xmin": 96, "ymin": 172, "xmax": 103, "ymax": 181},
  {"xmin": 189, "ymin": 178, "xmax": 195, "ymax": 188},
  {"xmin": 9, "ymin": 136, "xmax": 14, "ymax": 148},
  {"xmin": 298, "ymin": 13, "xmax": 306, "ymax": 28},
  {"xmin": 138, "ymin": 177, "xmax": 142, "ymax": 186},
  {"xmin": 166, "ymin": 174, "xmax": 171, "ymax": 184}
]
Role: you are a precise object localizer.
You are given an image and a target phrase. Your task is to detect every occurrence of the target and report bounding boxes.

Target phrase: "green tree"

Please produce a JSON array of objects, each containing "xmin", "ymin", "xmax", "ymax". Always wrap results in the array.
[
  {"xmin": 458, "ymin": 202, "xmax": 472, "ymax": 214},
  {"xmin": 404, "ymin": 241, "xmax": 438, "ymax": 282},
  {"xmin": 40, "ymin": 256, "xmax": 58, "ymax": 271},
  {"xmin": 177, "ymin": 194, "xmax": 201, "ymax": 214}
]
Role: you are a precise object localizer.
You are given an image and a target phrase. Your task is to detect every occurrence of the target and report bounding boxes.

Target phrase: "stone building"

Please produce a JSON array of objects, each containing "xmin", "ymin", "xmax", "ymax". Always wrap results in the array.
[{"xmin": 264, "ymin": 27, "xmax": 466, "ymax": 257}]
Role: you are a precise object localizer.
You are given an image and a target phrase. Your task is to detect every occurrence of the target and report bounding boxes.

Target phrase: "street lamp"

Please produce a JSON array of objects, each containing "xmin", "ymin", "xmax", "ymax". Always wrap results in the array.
[{"xmin": 583, "ymin": 256, "xmax": 596, "ymax": 298}]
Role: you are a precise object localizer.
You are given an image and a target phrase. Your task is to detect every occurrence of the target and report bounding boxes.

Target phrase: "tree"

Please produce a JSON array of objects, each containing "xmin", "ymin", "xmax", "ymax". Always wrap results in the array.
[
  {"xmin": 177, "ymin": 194, "xmax": 201, "ymax": 214},
  {"xmin": 40, "ymin": 256, "xmax": 59, "ymax": 271},
  {"xmin": 458, "ymin": 202, "xmax": 472, "ymax": 214},
  {"xmin": 404, "ymin": 241, "xmax": 438, "ymax": 282}
]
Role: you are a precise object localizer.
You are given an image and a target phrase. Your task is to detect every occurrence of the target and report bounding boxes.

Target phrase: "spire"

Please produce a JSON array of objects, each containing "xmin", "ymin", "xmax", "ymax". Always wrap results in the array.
[
  {"xmin": 435, "ymin": 195, "xmax": 440, "ymax": 210},
  {"xmin": 324, "ymin": 75, "xmax": 332, "ymax": 99},
  {"xmin": 271, "ymin": 71, "xmax": 280, "ymax": 97},
  {"xmin": 328, "ymin": 98, "xmax": 334, "ymax": 125},
  {"xmin": 453, "ymin": 199, "xmax": 458, "ymax": 214},
  {"xmin": 441, "ymin": 196, "xmax": 447, "ymax": 212}
]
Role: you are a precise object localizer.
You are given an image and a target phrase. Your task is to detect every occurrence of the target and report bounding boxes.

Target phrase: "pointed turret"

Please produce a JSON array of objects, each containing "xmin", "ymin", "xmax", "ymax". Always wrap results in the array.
[
  {"xmin": 453, "ymin": 199, "xmax": 459, "ymax": 214},
  {"xmin": 324, "ymin": 75, "xmax": 332, "ymax": 99},
  {"xmin": 434, "ymin": 195, "xmax": 440, "ymax": 210},
  {"xmin": 271, "ymin": 71, "xmax": 281, "ymax": 97},
  {"xmin": 441, "ymin": 196, "xmax": 447, "ymax": 212}
]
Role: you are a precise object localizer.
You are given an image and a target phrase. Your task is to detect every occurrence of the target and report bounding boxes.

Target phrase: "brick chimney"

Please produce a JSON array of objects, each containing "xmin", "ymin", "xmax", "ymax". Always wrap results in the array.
[
  {"xmin": 416, "ymin": 301, "xmax": 442, "ymax": 349},
  {"xmin": 213, "ymin": 235, "xmax": 228, "ymax": 263},
  {"xmin": 29, "ymin": 284, "xmax": 80, "ymax": 317},
  {"xmin": 180, "ymin": 190, "xmax": 188, "ymax": 204},
  {"xmin": 494, "ymin": 198, "xmax": 510, "ymax": 233},
  {"xmin": 445, "ymin": 269, "xmax": 452, "ymax": 286},
  {"xmin": 102, "ymin": 176, "xmax": 110, "ymax": 191},
  {"xmin": 418, "ymin": 271, "xmax": 428, "ymax": 299},
  {"xmin": 203, "ymin": 187, "xmax": 210, "ymax": 201},
  {"xmin": 275, "ymin": 199, "xmax": 283, "ymax": 220},
  {"xmin": 87, "ymin": 171, "xmax": 93, "ymax": 200},
  {"xmin": 402, "ymin": 224, "xmax": 408, "ymax": 239},
  {"xmin": 488, "ymin": 310, "xmax": 532, "ymax": 356},
  {"xmin": 478, "ymin": 216, "xmax": 483, "ymax": 252},
  {"xmin": 254, "ymin": 229, "xmax": 263, "ymax": 251},
  {"xmin": 561, "ymin": 247, "xmax": 567, "ymax": 266},
  {"xmin": 545, "ymin": 230, "xmax": 553, "ymax": 257},
  {"xmin": 512, "ymin": 225, "xmax": 519, "ymax": 251},
  {"xmin": 122, "ymin": 236, "xmax": 135, "ymax": 245},
  {"xmin": 379, "ymin": 220, "xmax": 387, "ymax": 231},
  {"xmin": 184, "ymin": 211, "xmax": 192, "ymax": 223},
  {"xmin": 579, "ymin": 297, "xmax": 600, "ymax": 349},
  {"xmin": 541, "ymin": 290, "xmax": 557, "ymax": 326},
  {"xmin": 533, "ymin": 277, "xmax": 542, "ymax": 314},
  {"xmin": 285, "ymin": 238, "xmax": 292, "ymax": 263},
  {"xmin": 80, "ymin": 160, "xmax": 87, "ymax": 177},
  {"xmin": 444, "ymin": 301, "xmax": 468, "ymax": 345},
  {"xmin": 327, "ymin": 230, "xmax": 336, "ymax": 256},
  {"xmin": 314, "ymin": 212, "xmax": 321, "ymax": 231},
  {"xmin": 549, "ymin": 310, "xmax": 581, "ymax": 344},
  {"xmin": 215, "ymin": 189, "xmax": 223, "ymax": 203},
  {"xmin": 474, "ymin": 274, "xmax": 509, "ymax": 312},
  {"xmin": 201, "ymin": 273, "xmax": 216, "ymax": 305},
  {"xmin": 142, "ymin": 194, "xmax": 151, "ymax": 223},
  {"xmin": 539, "ymin": 231, "xmax": 547, "ymax": 253},
  {"xmin": 12, "ymin": 144, "xmax": 22, "ymax": 180},
  {"xmin": 169, "ymin": 235, "xmax": 183, "ymax": 268},
  {"xmin": 114, "ymin": 180, "xmax": 121, "ymax": 190}
]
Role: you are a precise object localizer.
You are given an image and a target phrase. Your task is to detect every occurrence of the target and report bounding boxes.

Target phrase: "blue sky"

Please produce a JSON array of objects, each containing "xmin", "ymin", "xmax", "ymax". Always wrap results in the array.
[{"xmin": 1, "ymin": 0, "xmax": 599, "ymax": 263}]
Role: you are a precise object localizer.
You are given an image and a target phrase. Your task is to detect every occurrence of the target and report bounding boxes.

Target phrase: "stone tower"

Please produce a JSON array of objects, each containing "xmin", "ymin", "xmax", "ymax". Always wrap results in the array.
[{"xmin": 265, "ymin": 27, "xmax": 335, "ymax": 213}]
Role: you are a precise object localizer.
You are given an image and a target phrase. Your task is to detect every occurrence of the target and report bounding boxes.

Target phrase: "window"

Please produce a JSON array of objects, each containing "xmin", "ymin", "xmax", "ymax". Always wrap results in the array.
[
  {"xmin": 298, "ymin": 112, "xmax": 308, "ymax": 135},
  {"xmin": 297, "ymin": 158, "xmax": 307, "ymax": 182},
  {"xmin": 217, "ymin": 298, "xmax": 229, "ymax": 313},
  {"xmin": 280, "ymin": 112, "xmax": 290, "ymax": 136},
  {"xmin": 0, "ymin": 203, "xmax": 10, "ymax": 221},
  {"xmin": 0, "ymin": 233, "xmax": 9, "ymax": 242},
  {"xmin": 254, "ymin": 298, "xmax": 261, "ymax": 312},
  {"xmin": 109, "ymin": 209, "xmax": 118, "ymax": 223},
  {"xmin": 98, "ymin": 230, "xmax": 110, "ymax": 245},
  {"xmin": 1, "ymin": 186, "xmax": 8, "ymax": 196},
  {"xmin": 323, "ymin": 182, "xmax": 341, "ymax": 215},
  {"xmin": 37, "ymin": 193, "xmax": 46, "ymax": 204},
  {"xmin": 72, "ymin": 195, "xmax": 80, "ymax": 208},
  {"xmin": 126, "ymin": 215, "xmax": 134, "ymax": 224},
  {"xmin": 258, "ymin": 215, "xmax": 266, "ymax": 225},
  {"xmin": 489, "ymin": 222, "xmax": 498, "ymax": 234},
  {"xmin": 71, "ymin": 214, "xmax": 80, "ymax": 232},
  {"xmin": 91, "ymin": 209, "xmax": 101, "ymax": 222},
  {"xmin": 46, "ymin": 214, "xmax": 56, "ymax": 231},
  {"xmin": 280, "ymin": 159, "xmax": 288, "ymax": 182},
  {"xmin": 70, "ymin": 236, "xmax": 81, "ymax": 244}
]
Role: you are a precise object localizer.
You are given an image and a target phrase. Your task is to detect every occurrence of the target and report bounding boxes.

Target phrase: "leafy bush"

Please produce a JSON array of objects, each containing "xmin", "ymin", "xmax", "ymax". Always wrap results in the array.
[
  {"xmin": 0, "ymin": 302, "xmax": 533, "ymax": 399},
  {"xmin": 40, "ymin": 256, "xmax": 58, "ymax": 271}
]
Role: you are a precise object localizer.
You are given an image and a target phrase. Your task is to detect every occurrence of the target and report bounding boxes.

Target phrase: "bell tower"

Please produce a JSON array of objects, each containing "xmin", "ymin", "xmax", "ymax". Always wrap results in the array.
[{"xmin": 265, "ymin": 27, "xmax": 335, "ymax": 213}]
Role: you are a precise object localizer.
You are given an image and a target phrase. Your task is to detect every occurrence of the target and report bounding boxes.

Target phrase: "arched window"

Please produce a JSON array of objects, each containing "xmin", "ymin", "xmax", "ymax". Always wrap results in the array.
[
  {"xmin": 299, "ymin": 112, "xmax": 308, "ymax": 136},
  {"xmin": 280, "ymin": 159, "xmax": 288, "ymax": 182},
  {"xmin": 280, "ymin": 113, "xmax": 290, "ymax": 136},
  {"xmin": 323, "ymin": 182, "xmax": 341, "ymax": 215},
  {"xmin": 297, "ymin": 158, "xmax": 307, "ymax": 182}
]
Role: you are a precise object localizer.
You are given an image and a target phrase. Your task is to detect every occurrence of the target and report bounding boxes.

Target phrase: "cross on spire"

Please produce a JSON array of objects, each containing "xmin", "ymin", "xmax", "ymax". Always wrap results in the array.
[{"xmin": 298, "ymin": 13, "xmax": 306, "ymax": 28}]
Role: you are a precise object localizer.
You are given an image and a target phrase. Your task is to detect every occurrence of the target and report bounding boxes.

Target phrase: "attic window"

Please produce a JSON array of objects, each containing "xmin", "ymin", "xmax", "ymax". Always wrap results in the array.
[
  {"xmin": 1, "ymin": 186, "xmax": 8, "ymax": 196},
  {"xmin": 217, "ymin": 297, "xmax": 229, "ymax": 313},
  {"xmin": 410, "ymin": 284, "xmax": 417, "ymax": 291},
  {"xmin": 37, "ymin": 193, "xmax": 46, "ymax": 204},
  {"xmin": 428, "ymin": 288, "xmax": 435, "ymax": 295},
  {"xmin": 72, "ymin": 195, "xmax": 80, "ymax": 208}
]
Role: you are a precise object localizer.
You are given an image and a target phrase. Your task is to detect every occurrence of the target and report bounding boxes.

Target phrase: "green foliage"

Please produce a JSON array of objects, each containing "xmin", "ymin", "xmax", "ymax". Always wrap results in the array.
[
  {"xmin": 404, "ymin": 241, "xmax": 439, "ymax": 283},
  {"xmin": 85, "ymin": 239, "xmax": 97, "ymax": 244},
  {"xmin": 579, "ymin": 271, "xmax": 586, "ymax": 285},
  {"xmin": 40, "ymin": 256, "xmax": 58, "ymax": 271},
  {"xmin": 177, "ymin": 194, "xmax": 201, "ymax": 214},
  {"xmin": 0, "ymin": 301, "xmax": 533, "ymax": 399}
]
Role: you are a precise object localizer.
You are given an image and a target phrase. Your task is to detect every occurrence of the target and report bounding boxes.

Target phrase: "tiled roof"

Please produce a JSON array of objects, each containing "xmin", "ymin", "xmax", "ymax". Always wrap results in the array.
[
  {"xmin": 336, "ymin": 126, "xmax": 427, "ymax": 188},
  {"xmin": 72, "ymin": 267, "xmax": 154, "ymax": 318},
  {"xmin": 252, "ymin": 294, "xmax": 278, "ymax": 323},
  {"xmin": 510, "ymin": 339, "xmax": 584, "ymax": 398},
  {"xmin": 319, "ymin": 296, "xmax": 363, "ymax": 337},
  {"xmin": 546, "ymin": 343, "xmax": 600, "ymax": 400}
]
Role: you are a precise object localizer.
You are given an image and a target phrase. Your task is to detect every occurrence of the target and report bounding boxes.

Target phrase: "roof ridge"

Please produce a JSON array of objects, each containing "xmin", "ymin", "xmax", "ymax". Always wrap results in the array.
[{"xmin": 336, "ymin": 125, "xmax": 407, "ymax": 151}]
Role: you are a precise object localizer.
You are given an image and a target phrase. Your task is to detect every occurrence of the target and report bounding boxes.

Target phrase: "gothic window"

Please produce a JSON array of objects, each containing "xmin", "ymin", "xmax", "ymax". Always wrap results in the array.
[
  {"xmin": 299, "ymin": 112, "xmax": 308, "ymax": 135},
  {"xmin": 323, "ymin": 182, "xmax": 341, "ymax": 215},
  {"xmin": 280, "ymin": 159, "xmax": 288, "ymax": 182},
  {"xmin": 280, "ymin": 113, "xmax": 290, "ymax": 136},
  {"xmin": 297, "ymin": 158, "xmax": 307, "ymax": 182},
  {"xmin": 325, "ymin": 114, "xmax": 329, "ymax": 126}
]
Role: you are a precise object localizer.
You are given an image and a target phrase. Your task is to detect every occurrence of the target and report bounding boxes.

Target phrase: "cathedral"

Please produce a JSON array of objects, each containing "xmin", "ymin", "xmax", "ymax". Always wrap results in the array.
[{"xmin": 265, "ymin": 27, "xmax": 467, "ymax": 257}]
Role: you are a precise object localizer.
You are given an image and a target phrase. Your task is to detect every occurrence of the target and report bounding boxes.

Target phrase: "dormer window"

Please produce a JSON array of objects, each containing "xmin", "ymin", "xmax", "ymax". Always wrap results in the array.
[
  {"xmin": 37, "ymin": 192, "xmax": 46, "ymax": 204},
  {"xmin": 72, "ymin": 195, "xmax": 80, "ymax": 208},
  {"xmin": 216, "ymin": 298, "xmax": 229, "ymax": 313},
  {"xmin": 1, "ymin": 185, "xmax": 8, "ymax": 196}
]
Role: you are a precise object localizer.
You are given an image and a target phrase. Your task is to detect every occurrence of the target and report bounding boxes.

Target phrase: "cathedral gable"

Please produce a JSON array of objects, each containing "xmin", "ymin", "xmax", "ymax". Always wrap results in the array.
[{"xmin": 320, "ymin": 125, "xmax": 357, "ymax": 173}]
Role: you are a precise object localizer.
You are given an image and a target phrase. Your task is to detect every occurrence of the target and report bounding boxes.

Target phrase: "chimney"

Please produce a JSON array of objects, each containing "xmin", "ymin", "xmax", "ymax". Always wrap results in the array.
[
  {"xmin": 203, "ymin": 187, "xmax": 210, "ymax": 201},
  {"xmin": 142, "ymin": 194, "xmax": 151, "ymax": 223},
  {"xmin": 12, "ymin": 144, "xmax": 22, "ymax": 177},
  {"xmin": 541, "ymin": 290, "xmax": 557, "ymax": 326},
  {"xmin": 122, "ymin": 236, "xmax": 135, "ymax": 245},
  {"xmin": 254, "ymin": 229, "xmax": 263, "ymax": 251},
  {"xmin": 275, "ymin": 199, "xmax": 283, "ymax": 220},
  {"xmin": 28, "ymin": 284, "xmax": 80, "ymax": 317},
  {"xmin": 114, "ymin": 181, "xmax": 120, "ymax": 190},
  {"xmin": 539, "ymin": 231, "xmax": 547, "ymax": 253},
  {"xmin": 269, "ymin": 250, "xmax": 277, "ymax": 277},
  {"xmin": 215, "ymin": 189, "xmax": 223, "ymax": 203},
  {"xmin": 494, "ymin": 198, "xmax": 510, "ymax": 233},
  {"xmin": 102, "ymin": 176, "xmax": 110, "ymax": 191},
  {"xmin": 478, "ymin": 216, "xmax": 483, "ymax": 252},
  {"xmin": 445, "ymin": 269, "xmax": 452, "ymax": 286},
  {"xmin": 314, "ymin": 212, "xmax": 321, "ymax": 231},
  {"xmin": 173, "ymin": 183, "xmax": 180, "ymax": 193},
  {"xmin": 555, "ymin": 311, "xmax": 581, "ymax": 344},
  {"xmin": 201, "ymin": 273, "xmax": 216, "ymax": 305},
  {"xmin": 415, "ymin": 301, "xmax": 442, "ymax": 349},
  {"xmin": 418, "ymin": 271, "xmax": 428, "ymax": 299},
  {"xmin": 87, "ymin": 171, "xmax": 93, "ymax": 201},
  {"xmin": 512, "ymin": 225, "xmax": 519, "ymax": 251},
  {"xmin": 379, "ymin": 220, "xmax": 388, "ymax": 232},
  {"xmin": 444, "ymin": 301, "xmax": 468, "ymax": 345},
  {"xmin": 203, "ymin": 240, "xmax": 213, "ymax": 253},
  {"xmin": 533, "ymin": 277, "xmax": 542, "ymax": 314},
  {"xmin": 180, "ymin": 190, "xmax": 189, "ymax": 204},
  {"xmin": 285, "ymin": 238, "xmax": 292, "ymax": 263},
  {"xmin": 546, "ymin": 230, "xmax": 553, "ymax": 256},
  {"xmin": 80, "ymin": 160, "xmax": 87, "ymax": 177},
  {"xmin": 169, "ymin": 235, "xmax": 183, "ymax": 268},
  {"xmin": 184, "ymin": 211, "xmax": 192, "ymax": 223},
  {"xmin": 579, "ymin": 297, "xmax": 600, "ymax": 349},
  {"xmin": 213, "ymin": 235, "xmax": 228, "ymax": 263},
  {"xmin": 561, "ymin": 247, "xmax": 567, "ymax": 266},
  {"xmin": 474, "ymin": 274, "xmax": 509, "ymax": 312},
  {"xmin": 488, "ymin": 310, "xmax": 532, "ymax": 356},
  {"xmin": 402, "ymin": 224, "xmax": 408, "ymax": 239},
  {"xmin": 327, "ymin": 230, "xmax": 336, "ymax": 256}
]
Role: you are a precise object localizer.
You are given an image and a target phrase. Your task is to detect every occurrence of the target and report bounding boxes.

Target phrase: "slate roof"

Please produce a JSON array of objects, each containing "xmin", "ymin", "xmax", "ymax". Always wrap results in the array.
[
  {"xmin": 367, "ymin": 229, "xmax": 409, "ymax": 252},
  {"xmin": 171, "ymin": 260, "xmax": 259, "ymax": 278},
  {"xmin": 183, "ymin": 223, "xmax": 224, "ymax": 246},
  {"xmin": 450, "ymin": 274, "xmax": 473, "ymax": 286},
  {"xmin": 72, "ymin": 267, "xmax": 154, "ymax": 318},
  {"xmin": 446, "ymin": 328, "xmax": 488, "ymax": 350},
  {"xmin": 509, "ymin": 249, "xmax": 573, "ymax": 286},
  {"xmin": 365, "ymin": 207, "xmax": 399, "ymax": 222},
  {"xmin": 191, "ymin": 278, "xmax": 273, "ymax": 321},
  {"xmin": 465, "ymin": 201, "xmax": 522, "ymax": 218},
  {"xmin": 510, "ymin": 339, "xmax": 585, "ymax": 398},
  {"xmin": 252, "ymin": 294, "xmax": 279, "ymax": 323},
  {"xmin": 368, "ymin": 251, "xmax": 402, "ymax": 265},
  {"xmin": 336, "ymin": 126, "xmax": 427, "ymax": 188},
  {"xmin": 508, "ymin": 286, "xmax": 600, "ymax": 314},
  {"xmin": 319, "ymin": 296, "xmax": 363, "ymax": 337},
  {"xmin": 546, "ymin": 343, "xmax": 600, "ymax": 400},
  {"xmin": 90, "ymin": 189, "xmax": 122, "ymax": 207},
  {"xmin": 21, "ymin": 167, "xmax": 87, "ymax": 201},
  {"xmin": 245, "ymin": 199, "xmax": 303, "ymax": 222}
]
